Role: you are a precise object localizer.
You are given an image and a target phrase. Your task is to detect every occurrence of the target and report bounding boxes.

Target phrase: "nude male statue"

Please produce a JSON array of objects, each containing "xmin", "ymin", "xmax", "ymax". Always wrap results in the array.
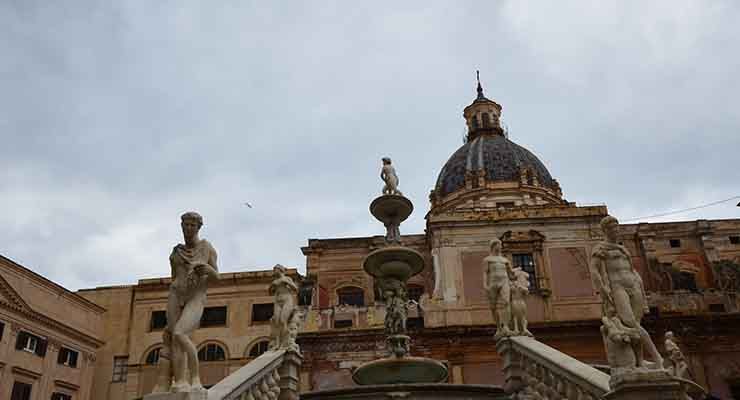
[
  {"xmin": 269, "ymin": 264, "xmax": 299, "ymax": 352},
  {"xmin": 484, "ymin": 238, "xmax": 514, "ymax": 339},
  {"xmin": 591, "ymin": 215, "xmax": 663, "ymax": 370},
  {"xmin": 381, "ymin": 157, "xmax": 402, "ymax": 196},
  {"xmin": 153, "ymin": 211, "xmax": 219, "ymax": 394}
]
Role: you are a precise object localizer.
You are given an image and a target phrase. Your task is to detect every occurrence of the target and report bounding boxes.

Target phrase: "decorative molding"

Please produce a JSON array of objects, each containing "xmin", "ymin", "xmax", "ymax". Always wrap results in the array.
[
  {"xmin": 12, "ymin": 366, "xmax": 42, "ymax": 379},
  {"xmin": 54, "ymin": 379, "xmax": 80, "ymax": 391}
]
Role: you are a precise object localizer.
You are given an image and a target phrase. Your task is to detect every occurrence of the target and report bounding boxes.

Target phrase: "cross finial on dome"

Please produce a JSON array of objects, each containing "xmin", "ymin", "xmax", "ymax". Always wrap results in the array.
[{"xmin": 476, "ymin": 70, "xmax": 485, "ymax": 99}]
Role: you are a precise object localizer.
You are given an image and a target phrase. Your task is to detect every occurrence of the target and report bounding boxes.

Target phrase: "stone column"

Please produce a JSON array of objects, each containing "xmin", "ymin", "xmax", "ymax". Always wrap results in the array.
[
  {"xmin": 495, "ymin": 337, "xmax": 524, "ymax": 394},
  {"xmin": 277, "ymin": 350, "xmax": 303, "ymax": 400},
  {"xmin": 604, "ymin": 370, "xmax": 685, "ymax": 400}
]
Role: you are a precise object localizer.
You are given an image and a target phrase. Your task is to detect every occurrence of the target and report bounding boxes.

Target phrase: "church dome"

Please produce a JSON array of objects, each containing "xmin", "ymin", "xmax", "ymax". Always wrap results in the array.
[
  {"xmin": 434, "ymin": 134, "xmax": 557, "ymax": 197},
  {"xmin": 429, "ymin": 72, "xmax": 564, "ymax": 210}
]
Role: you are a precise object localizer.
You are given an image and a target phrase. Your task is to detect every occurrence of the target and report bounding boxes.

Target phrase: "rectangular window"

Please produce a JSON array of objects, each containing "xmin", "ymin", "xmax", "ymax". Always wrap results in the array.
[
  {"xmin": 51, "ymin": 393, "xmax": 72, "ymax": 400},
  {"xmin": 333, "ymin": 319, "xmax": 353, "ymax": 329},
  {"xmin": 512, "ymin": 253, "xmax": 538, "ymax": 290},
  {"xmin": 200, "ymin": 306, "xmax": 227, "ymax": 327},
  {"xmin": 11, "ymin": 381, "xmax": 32, "ymax": 400},
  {"xmin": 730, "ymin": 236, "xmax": 740, "ymax": 245},
  {"xmin": 0, "ymin": 321, "xmax": 4, "ymax": 341},
  {"xmin": 150, "ymin": 310, "xmax": 167, "ymax": 331},
  {"xmin": 57, "ymin": 347, "xmax": 79, "ymax": 368},
  {"xmin": 15, "ymin": 331, "xmax": 47, "ymax": 357},
  {"xmin": 251, "ymin": 303, "xmax": 274, "ymax": 323},
  {"xmin": 112, "ymin": 356, "xmax": 129, "ymax": 382},
  {"xmin": 669, "ymin": 239, "xmax": 681, "ymax": 248},
  {"xmin": 497, "ymin": 202, "xmax": 515, "ymax": 209}
]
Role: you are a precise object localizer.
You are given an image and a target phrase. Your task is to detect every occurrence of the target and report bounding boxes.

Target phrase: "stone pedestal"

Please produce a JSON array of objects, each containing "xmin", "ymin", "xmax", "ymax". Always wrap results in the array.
[
  {"xmin": 278, "ymin": 349, "xmax": 303, "ymax": 400},
  {"xmin": 604, "ymin": 369, "xmax": 685, "ymax": 400},
  {"xmin": 138, "ymin": 389, "xmax": 207, "ymax": 400}
]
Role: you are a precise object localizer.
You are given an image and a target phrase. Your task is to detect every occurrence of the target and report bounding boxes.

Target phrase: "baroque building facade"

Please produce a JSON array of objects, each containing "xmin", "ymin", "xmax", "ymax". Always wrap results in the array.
[{"xmin": 296, "ymin": 84, "xmax": 740, "ymax": 398}]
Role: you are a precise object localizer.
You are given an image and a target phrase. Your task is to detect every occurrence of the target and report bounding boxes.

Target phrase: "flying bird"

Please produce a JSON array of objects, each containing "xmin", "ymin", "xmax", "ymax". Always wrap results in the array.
[{"xmin": 244, "ymin": 202, "xmax": 253, "ymax": 208}]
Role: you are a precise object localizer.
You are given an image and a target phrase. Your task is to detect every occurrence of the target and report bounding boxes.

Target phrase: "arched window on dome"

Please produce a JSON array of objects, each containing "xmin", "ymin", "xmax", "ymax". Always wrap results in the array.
[
  {"xmin": 471, "ymin": 115, "xmax": 479, "ymax": 129},
  {"xmin": 337, "ymin": 286, "xmax": 364, "ymax": 307},
  {"xmin": 145, "ymin": 347, "xmax": 161, "ymax": 365},
  {"xmin": 197, "ymin": 343, "xmax": 226, "ymax": 362},
  {"xmin": 481, "ymin": 112, "xmax": 490, "ymax": 128},
  {"xmin": 248, "ymin": 340, "xmax": 270, "ymax": 358}
]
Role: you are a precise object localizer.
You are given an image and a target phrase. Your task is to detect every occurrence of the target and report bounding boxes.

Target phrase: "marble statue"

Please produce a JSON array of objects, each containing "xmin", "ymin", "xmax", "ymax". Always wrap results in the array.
[
  {"xmin": 269, "ymin": 264, "xmax": 300, "ymax": 353},
  {"xmin": 591, "ymin": 215, "xmax": 664, "ymax": 374},
  {"xmin": 380, "ymin": 157, "xmax": 402, "ymax": 196},
  {"xmin": 152, "ymin": 211, "xmax": 219, "ymax": 394},
  {"xmin": 484, "ymin": 238, "xmax": 514, "ymax": 339},
  {"xmin": 664, "ymin": 331, "xmax": 689, "ymax": 379},
  {"xmin": 380, "ymin": 278, "xmax": 407, "ymax": 335},
  {"xmin": 510, "ymin": 267, "xmax": 533, "ymax": 337}
]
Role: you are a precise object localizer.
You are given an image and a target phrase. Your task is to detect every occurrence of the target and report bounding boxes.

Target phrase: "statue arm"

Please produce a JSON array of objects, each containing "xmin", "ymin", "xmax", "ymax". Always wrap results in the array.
[
  {"xmin": 482, "ymin": 263, "xmax": 490, "ymax": 290},
  {"xmin": 589, "ymin": 251, "xmax": 609, "ymax": 297}
]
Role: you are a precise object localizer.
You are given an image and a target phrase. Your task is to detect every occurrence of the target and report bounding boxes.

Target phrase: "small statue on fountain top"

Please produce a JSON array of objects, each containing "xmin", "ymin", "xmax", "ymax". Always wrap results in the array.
[{"xmin": 381, "ymin": 157, "xmax": 402, "ymax": 196}]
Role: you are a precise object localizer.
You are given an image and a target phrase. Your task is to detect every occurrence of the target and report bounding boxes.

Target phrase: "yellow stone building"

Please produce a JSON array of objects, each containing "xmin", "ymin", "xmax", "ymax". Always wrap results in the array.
[{"xmin": 0, "ymin": 255, "xmax": 104, "ymax": 400}]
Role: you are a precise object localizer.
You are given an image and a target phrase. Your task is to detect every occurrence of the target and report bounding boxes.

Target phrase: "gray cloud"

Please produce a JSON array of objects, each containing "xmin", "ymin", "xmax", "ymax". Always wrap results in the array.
[{"xmin": 1, "ymin": 0, "xmax": 739, "ymax": 290}]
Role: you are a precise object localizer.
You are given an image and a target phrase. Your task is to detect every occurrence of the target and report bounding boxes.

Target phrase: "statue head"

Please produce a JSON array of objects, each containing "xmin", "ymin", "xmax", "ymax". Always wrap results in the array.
[
  {"xmin": 180, "ymin": 211, "xmax": 203, "ymax": 240},
  {"xmin": 489, "ymin": 238, "xmax": 502, "ymax": 255},
  {"xmin": 382, "ymin": 157, "xmax": 392, "ymax": 165},
  {"xmin": 273, "ymin": 264, "xmax": 287, "ymax": 278},
  {"xmin": 600, "ymin": 215, "xmax": 619, "ymax": 241}
]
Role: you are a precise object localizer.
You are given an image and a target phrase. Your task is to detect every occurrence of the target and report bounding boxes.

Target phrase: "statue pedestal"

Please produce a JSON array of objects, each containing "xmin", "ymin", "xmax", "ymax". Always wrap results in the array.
[
  {"xmin": 139, "ymin": 390, "xmax": 207, "ymax": 400},
  {"xmin": 278, "ymin": 349, "xmax": 304, "ymax": 400},
  {"xmin": 604, "ymin": 369, "xmax": 684, "ymax": 400}
]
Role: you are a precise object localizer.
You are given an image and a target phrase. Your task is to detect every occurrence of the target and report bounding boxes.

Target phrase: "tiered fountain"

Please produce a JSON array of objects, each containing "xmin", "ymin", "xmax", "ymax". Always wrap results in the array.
[
  {"xmin": 351, "ymin": 158, "xmax": 447, "ymax": 385},
  {"xmin": 302, "ymin": 158, "xmax": 507, "ymax": 400}
]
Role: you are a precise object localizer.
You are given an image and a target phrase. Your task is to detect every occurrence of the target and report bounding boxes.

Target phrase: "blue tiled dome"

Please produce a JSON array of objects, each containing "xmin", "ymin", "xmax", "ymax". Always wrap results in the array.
[{"xmin": 434, "ymin": 134, "xmax": 556, "ymax": 197}]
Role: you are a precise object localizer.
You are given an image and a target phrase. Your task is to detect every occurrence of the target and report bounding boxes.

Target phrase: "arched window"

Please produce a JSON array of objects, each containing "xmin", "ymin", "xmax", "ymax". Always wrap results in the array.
[
  {"xmin": 407, "ymin": 284, "xmax": 425, "ymax": 302},
  {"xmin": 145, "ymin": 347, "xmax": 161, "ymax": 365},
  {"xmin": 197, "ymin": 343, "xmax": 226, "ymax": 362},
  {"xmin": 471, "ymin": 115, "xmax": 479, "ymax": 129},
  {"xmin": 481, "ymin": 112, "xmax": 490, "ymax": 128},
  {"xmin": 249, "ymin": 340, "xmax": 270, "ymax": 358},
  {"xmin": 337, "ymin": 286, "xmax": 364, "ymax": 306}
]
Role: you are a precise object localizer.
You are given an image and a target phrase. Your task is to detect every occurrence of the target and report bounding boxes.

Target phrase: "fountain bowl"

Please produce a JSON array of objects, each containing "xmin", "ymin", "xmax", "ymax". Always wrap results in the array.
[
  {"xmin": 352, "ymin": 356, "xmax": 449, "ymax": 385},
  {"xmin": 362, "ymin": 247, "xmax": 424, "ymax": 282},
  {"xmin": 370, "ymin": 195, "xmax": 413, "ymax": 226}
]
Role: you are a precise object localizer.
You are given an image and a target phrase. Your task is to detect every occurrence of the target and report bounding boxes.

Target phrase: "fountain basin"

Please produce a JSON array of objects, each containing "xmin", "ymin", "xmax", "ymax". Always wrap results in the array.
[
  {"xmin": 302, "ymin": 383, "xmax": 507, "ymax": 400},
  {"xmin": 362, "ymin": 247, "xmax": 424, "ymax": 282},
  {"xmin": 352, "ymin": 356, "xmax": 448, "ymax": 385},
  {"xmin": 370, "ymin": 195, "xmax": 413, "ymax": 226}
]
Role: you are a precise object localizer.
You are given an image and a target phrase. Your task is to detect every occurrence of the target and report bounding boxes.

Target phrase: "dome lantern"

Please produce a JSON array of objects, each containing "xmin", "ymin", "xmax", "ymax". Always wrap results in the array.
[{"xmin": 463, "ymin": 71, "xmax": 504, "ymax": 141}]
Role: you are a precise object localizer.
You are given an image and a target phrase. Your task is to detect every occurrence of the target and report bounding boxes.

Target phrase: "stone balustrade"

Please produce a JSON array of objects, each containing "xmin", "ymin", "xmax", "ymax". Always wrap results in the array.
[
  {"xmin": 497, "ymin": 336, "xmax": 610, "ymax": 400},
  {"xmin": 207, "ymin": 349, "xmax": 302, "ymax": 400}
]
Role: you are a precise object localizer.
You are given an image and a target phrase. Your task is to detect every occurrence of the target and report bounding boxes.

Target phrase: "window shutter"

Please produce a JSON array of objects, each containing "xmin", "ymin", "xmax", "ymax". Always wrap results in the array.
[
  {"xmin": 35, "ymin": 338, "xmax": 47, "ymax": 357},
  {"xmin": 15, "ymin": 331, "xmax": 27, "ymax": 350},
  {"xmin": 70, "ymin": 350, "xmax": 78, "ymax": 367},
  {"xmin": 58, "ymin": 348, "xmax": 66, "ymax": 364}
]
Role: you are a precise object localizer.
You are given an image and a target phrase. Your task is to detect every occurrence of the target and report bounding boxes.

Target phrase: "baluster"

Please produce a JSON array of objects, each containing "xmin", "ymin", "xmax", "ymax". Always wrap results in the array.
[
  {"xmin": 266, "ymin": 369, "xmax": 281, "ymax": 398},
  {"xmin": 251, "ymin": 384, "xmax": 265, "ymax": 400},
  {"xmin": 260, "ymin": 377, "xmax": 276, "ymax": 400}
]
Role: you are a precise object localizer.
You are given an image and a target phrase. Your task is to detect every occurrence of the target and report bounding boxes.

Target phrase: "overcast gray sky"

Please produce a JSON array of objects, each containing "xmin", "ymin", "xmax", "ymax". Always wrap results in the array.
[{"xmin": 2, "ymin": 1, "xmax": 739, "ymax": 290}]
